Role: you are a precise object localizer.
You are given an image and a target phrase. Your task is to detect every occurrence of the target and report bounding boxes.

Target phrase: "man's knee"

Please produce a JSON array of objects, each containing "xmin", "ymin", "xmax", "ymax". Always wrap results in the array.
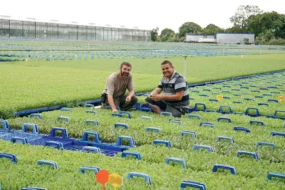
[
  {"xmin": 131, "ymin": 96, "xmax": 138, "ymax": 104},
  {"xmin": 172, "ymin": 112, "xmax": 182, "ymax": 117},
  {"xmin": 166, "ymin": 106, "xmax": 182, "ymax": 117},
  {"xmin": 145, "ymin": 97, "xmax": 155, "ymax": 104}
]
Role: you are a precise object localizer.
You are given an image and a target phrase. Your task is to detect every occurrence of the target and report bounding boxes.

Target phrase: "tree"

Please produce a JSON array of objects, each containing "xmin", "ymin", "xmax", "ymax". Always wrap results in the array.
[
  {"xmin": 160, "ymin": 28, "xmax": 175, "ymax": 42},
  {"xmin": 166, "ymin": 33, "xmax": 184, "ymax": 42},
  {"xmin": 259, "ymin": 30, "xmax": 275, "ymax": 41},
  {"xmin": 151, "ymin": 27, "xmax": 159, "ymax": 41},
  {"xmin": 243, "ymin": 38, "xmax": 249, "ymax": 44},
  {"xmin": 230, "ymin": 5, "xmax": 263, "ymax": 31},
  {"xmin": 275, "ymin": 14, "xmax": 285, "ymax": 39},
  {"xmin": 248, "ymin": 11, "xmax": 285, "ymax": 39},
  {"xmin": 202, "ymin": 24, "xmax": 223, "ymax": 35},
  {"xmin": 225, "ymin": 26, "xmax": 244, "ymax": 33},
  {"xmin": 178, "ymin": 22, "xmax": 202, "ymax": 37},
  {"xmin": 247, "ymin": 14, "xmax": 263, "ymax": 36}
]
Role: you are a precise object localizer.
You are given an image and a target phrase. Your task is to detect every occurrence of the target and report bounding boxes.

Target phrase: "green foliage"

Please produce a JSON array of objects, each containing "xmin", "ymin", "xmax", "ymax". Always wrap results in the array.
[
  {"xmin": 248, "ymin": 11, "xmax": 285, "ymax": 40},
  {"xmin": 3, "ymin": 73, "xmax": 285, "ymax": 188},
  {"xmin": 259, "ymin": 30, "xmax": 275, "ymax": 41},
  {"xmin": 151, "ymin": 27, "xmax": 159, "ymax": 41},
  {"xmin": 225, "ymin": 26, "xmax": 245, "ymax": 33},
  {"xmin": 202, "ymin": 24, "xmax": 223, "ymax": 35},
  {"xmin": 243, "ymin": 38, "xmax": 249, "ymax": 44},
  {"xmin": 178, "ymin": 22, "xmax": 202, "ymax": 37},
  {"xmin": 1, "ymin": 53, "xmax": 285, "ymax": 118},
  {"xmin": 266, "ymin": 38, "xmax": 285, "ymax": 45},
  {"xmin": 0, "ymin": 108, "xmax": 16, "ymax": 119},
  {"xmin": 2, "ymin": 102, "xmax": 285, "ymax": 189},
  {"xmin": 230, "ymin": 5, "xmax": 263, "ymax": 31},
  {"xmin": 164, "ymin": 33, "xmax": 183, "ymax": 42},
  {"xmin": 8, "ymin": 106, "xmax": 285, "ymax": 154},
  {"xmin": 1, "ymin": 139, "xmax": 284, "ymax": 189},
  {"xmin": 159, "ymin": 28, "xmax": 175, "ymax": 42},
  {"xmin": 188, "ymin": 71, "xmax": 285, "ymax": 117},
  {"xmin": 0, "ymin": 57, "xmax": 23, "ymax": 62}
]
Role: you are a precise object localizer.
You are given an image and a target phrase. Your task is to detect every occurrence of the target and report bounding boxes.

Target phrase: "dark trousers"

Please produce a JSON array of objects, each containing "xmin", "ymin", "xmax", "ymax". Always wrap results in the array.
[
  {"xmin": 101, "ymin": 93, "xmax": 137, "ymax": 111},
  {"xmin": 118, "ymin": 95, "xmax": 138, "ymax": 111},
  {"xmin": 145, "ymin": 97, "xmax": 188, "ymax": 117}
]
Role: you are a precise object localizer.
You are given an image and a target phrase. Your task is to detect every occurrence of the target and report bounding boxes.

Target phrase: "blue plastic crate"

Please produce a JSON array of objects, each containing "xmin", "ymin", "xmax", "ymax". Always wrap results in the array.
[{"xmin": 0, "ymin": 127, "xmax": 131, "ymax": 157}]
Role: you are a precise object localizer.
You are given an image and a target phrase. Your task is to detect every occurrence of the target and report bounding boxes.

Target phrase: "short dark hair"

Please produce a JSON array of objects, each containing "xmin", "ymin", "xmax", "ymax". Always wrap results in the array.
[
  {"xmin": 120, "ymin": 62, "xmax": 132, "ymax": 69},
  {"xmin": 161, "ymin": 60, "xmax": 173, "ymax": 68}
]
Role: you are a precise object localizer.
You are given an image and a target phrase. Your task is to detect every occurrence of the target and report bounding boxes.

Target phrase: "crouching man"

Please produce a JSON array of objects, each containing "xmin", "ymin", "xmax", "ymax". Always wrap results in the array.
[
  {"xmin": 145, "ymin": 60, "xmax": 189, "ymax": 117},
  {"xmin": 101, "ymin": 62, "xmax": 137, "ymax": 112}
]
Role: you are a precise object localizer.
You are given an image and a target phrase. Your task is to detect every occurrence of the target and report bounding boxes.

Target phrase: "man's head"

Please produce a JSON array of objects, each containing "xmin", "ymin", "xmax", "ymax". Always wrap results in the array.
[
  {"xmin": 161, "ymin": 60, "xmax": 174, "ymax": 79},
  {"xmin": 120, "ymin": 62, "xmax": 132, "ymax": 78}
]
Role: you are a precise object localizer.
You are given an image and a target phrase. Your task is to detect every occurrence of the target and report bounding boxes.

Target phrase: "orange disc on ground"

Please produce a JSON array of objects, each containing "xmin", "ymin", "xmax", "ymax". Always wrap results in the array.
[{"xmin": 96, "ymin": 170, "xmax": 109, "ymax": 185}]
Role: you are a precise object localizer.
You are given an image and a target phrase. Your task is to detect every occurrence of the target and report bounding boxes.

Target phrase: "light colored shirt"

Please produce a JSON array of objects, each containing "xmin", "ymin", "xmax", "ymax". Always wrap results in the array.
[{"xmin": 103, "ymin": 72, "xmax": 134, "ymax": 98}]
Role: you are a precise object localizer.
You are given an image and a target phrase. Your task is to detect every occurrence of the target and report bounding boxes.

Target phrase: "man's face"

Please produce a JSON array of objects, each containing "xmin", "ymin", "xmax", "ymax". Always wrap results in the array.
[
  {"xmin": 120, "ymin": 65, "xmax": 131, "ymax": 78},
  {"xmin": 161, "ymin": 63, "xmax": 174, "ymax": 79}
]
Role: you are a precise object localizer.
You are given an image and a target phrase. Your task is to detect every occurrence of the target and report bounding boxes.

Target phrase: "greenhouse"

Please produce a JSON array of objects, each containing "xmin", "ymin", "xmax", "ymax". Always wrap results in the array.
[{"xmin": 0, "ymin": 18, "xmax": 151, "ymax": 41}]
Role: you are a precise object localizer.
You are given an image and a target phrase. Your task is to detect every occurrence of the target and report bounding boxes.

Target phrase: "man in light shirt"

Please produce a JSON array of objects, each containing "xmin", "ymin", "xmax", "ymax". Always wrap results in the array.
[{"xmin": 101, "ymin": 62, "xmax": 137, "ymax": 112}]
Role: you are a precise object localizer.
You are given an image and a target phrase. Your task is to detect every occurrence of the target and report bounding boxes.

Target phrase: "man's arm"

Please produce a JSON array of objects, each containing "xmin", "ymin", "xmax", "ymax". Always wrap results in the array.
[
  {"xmin": 150, "ymin": 88, "xmax": 162, "ymax": 96},
  {"xmin": 105, "ymin": 75, "xmax": 118, "ymax": 112},
  {"xmin": 128, "ymin": 89, "xmax": 135, "ymax": 98},
  {"xmin": 151, "ymin": 76, "xmax": 186, "ymax": 101},
  {"xmin": 150, "ymin": 90, "xmax": 184, "ymax": 101},
  {"xmin": 125, "ymin": 89, "xmax": 135, "ymax": 104},
  {"xmin": 125, "ymin": 74, "xmax": 135, "ymax": 104},
  {"xmin": 108, "ymin": 95, "xmax": 118, "ymax": 112}
]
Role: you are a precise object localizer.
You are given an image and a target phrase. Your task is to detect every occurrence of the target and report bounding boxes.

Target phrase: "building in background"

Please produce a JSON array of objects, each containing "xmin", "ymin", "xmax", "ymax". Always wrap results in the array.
[
  {"xmin": 0, "ymin": 18, "xmax": 151, "ymax": 41},
  {"xmin": 185, "ymin": 33, "xmax": 255, "ymax": 44},
  {"xmin": 216, "ymin": 33, "xmax": 255, "ymax": 44},
  {"xmin": 184, "ymin": 34, "xmax": 216, "ymax": 43}
]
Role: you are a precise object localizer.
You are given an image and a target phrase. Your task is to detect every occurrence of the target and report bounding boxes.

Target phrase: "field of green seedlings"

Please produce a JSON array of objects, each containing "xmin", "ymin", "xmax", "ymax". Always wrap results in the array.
[
  {"xmin": 1, "ymin": 53, "xmax": 285, "ymax": 118},
  {"xmin": 1, "ymin": 40, "xmax": 285, "ymax": 61},
  {"xmin": 1, "ymin": 41, "xmax": 285, "ymax": 189},
  {"xmin": 187, "ymin": 72, "xmax": 285, "ymax": 116},
  {"xmin": 136, "ymin": 71, "xmax": 285, "ymax": 117},
  {"xmin": 1, "ymin": 106, "xmax": 284, "ymax": 189}
]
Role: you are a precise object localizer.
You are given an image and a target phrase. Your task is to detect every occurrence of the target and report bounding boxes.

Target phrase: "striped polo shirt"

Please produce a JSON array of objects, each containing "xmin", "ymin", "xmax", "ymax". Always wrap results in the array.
[{"xmin": 158, "ymin": 72, "xmax": 189, "ymax": 107}]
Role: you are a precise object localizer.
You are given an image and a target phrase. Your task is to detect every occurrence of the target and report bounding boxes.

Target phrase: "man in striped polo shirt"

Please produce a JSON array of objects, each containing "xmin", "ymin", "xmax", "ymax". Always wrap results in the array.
[{"xmin": 145, "ymin": 60, "xmax": 189, "ymax": 117}]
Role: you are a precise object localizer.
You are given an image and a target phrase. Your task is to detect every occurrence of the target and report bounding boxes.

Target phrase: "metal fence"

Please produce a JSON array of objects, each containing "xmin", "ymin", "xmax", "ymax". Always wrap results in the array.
[{"xmin": 0, "ymin": 18, "xmax": 151, "ymax": 41}]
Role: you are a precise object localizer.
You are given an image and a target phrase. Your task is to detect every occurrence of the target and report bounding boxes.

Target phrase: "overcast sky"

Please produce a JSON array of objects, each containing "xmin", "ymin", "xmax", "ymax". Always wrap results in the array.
[{"xmin": 1, "ymin": 0, "xmax": 284, "ymax": 32}]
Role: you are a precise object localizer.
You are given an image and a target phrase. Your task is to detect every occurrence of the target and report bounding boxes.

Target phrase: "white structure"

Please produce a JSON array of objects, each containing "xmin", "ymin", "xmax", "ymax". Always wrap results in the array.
[
  {"xmin": 216, "ymin": 33, "xmax": 255, "ymax": 44},
  {"xmin": 0, "ymin": 17, "xmax": 151, "ymax": 41},
  {"xmin": 185, "ymin": 34, "xmax": 215, "ymax": 43}
]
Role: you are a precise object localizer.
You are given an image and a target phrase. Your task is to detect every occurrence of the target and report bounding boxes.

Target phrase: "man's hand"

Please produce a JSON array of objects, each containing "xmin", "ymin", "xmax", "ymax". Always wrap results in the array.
[
  {"xmin": 112, "ymin": 108, "xmax": 119, "ymax": 112},
  {"xmin": 150, "ymin": 95, "xmax": 161, "ymax": 101},
  {"xmin": 125, "ymin": 96, "xmax": 132, "ymax": 104},
  {"xmin": 108, "ymin": 95, "xmax": 118, "ymax": 112}
]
